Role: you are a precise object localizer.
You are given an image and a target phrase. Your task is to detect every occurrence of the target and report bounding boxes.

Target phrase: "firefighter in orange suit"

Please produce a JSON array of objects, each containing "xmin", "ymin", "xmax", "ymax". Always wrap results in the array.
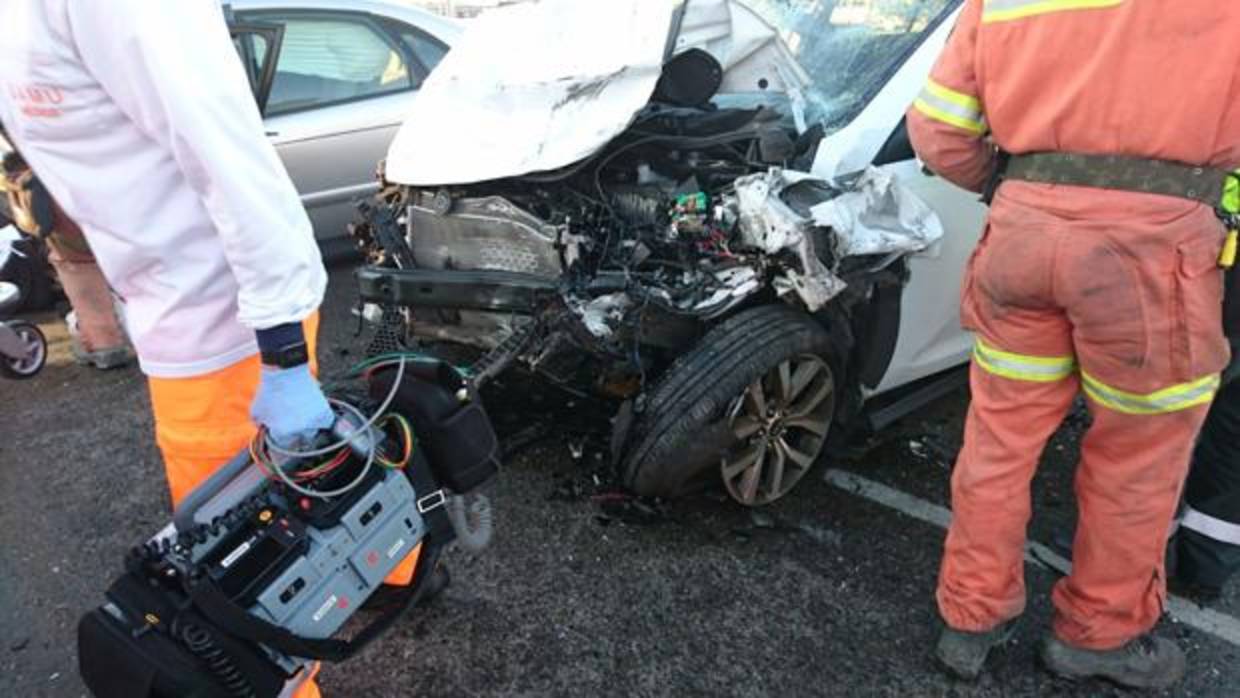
[{"xmin": 908, "ymin": 0, "xmax": 1240, "ymax": 689}]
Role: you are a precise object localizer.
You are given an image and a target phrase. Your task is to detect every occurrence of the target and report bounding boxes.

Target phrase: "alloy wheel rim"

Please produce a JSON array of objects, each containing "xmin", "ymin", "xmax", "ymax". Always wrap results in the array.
[{"xmin": 720, "ymin": 353, "xmax": 834, "ymax": 506}]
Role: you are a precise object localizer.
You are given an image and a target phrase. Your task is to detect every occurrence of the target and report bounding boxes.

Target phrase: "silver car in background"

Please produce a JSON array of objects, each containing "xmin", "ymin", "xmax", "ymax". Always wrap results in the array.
[{"xmin": 229, "ymin": 0, "xmax": 463, "ymax": 257}]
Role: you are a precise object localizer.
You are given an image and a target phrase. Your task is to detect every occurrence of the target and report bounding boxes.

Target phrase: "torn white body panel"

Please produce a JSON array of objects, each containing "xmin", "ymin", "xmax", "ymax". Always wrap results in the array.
[
  {"xmin": 728, "ymin": 169, "xmax": 843, "ymax": 312},
  {"xmin": 385, "ymin": 0, "xmax": 809, "ymax": 186},
  {"xmin": 729, "ymin": 167, "xmax": 942, "ymax": 311},
  {"xmin": 692, "ymin": 265, "xmax": 763, "ymax": 316},
  {"xmin": 773, "ymin": 268, "xmax": 846, "ymax": 312},
  {"xmin": 811, "ymin": 168, "xmax": 945, "ymax": 258}
]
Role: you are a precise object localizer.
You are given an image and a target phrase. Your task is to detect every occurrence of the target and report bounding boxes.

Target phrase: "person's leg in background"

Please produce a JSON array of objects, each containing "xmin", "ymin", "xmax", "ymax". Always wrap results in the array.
[
  {"xmin": 45, "ymin": 206, "xmax": 131, "ymax": 369},
  {"xmin": 936, "ymin": 221, "xmax": 1080, "ymax": 678},
  {"xmin": 1173, "ymin": 375, "xmax": 1240, "ymax": 599}
]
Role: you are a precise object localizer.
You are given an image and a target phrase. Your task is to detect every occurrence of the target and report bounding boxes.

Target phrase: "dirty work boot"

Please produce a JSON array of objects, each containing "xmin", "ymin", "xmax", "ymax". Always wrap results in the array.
[
  {"xmin": 1039, "ymin": 633, "xmax": 1186, "ymax": 690},
  {"xmin": 72, "ymin": 344, "xmax": 132, "ymax": 370},
  {"xmin": 935, "ymin": 619, "xmax": 1018, "ymax": 680}
]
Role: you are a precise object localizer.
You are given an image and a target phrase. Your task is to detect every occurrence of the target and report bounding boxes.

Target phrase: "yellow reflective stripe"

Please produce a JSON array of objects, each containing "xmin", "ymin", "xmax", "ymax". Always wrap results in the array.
[
  {"xmin": 972, "ymin": 339, "xmax": 1075, "ymax": 382},
  {"xmin": 983, "ymin": 0, "xmax": 1125, "ymax": 24},
  {"xmin": 913, "ymin": 79, "xmax": 985, "ymax": 135},
  {"xmin": 924, "ymin": 80, "xmax": 980, "ymax": 113},
  {"xmin": 1081, "ymin": 371, "xmax": 1219, "ymax": 415},
  {"xmin": 913, "ymin": 99, "xmax": 985, "ymax": 134}
]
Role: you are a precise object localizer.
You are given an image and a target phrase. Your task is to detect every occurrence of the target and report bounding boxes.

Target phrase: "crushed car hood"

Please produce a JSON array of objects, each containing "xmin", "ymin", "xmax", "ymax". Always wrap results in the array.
[
  {"xmin": 385, "ymin": 0, "xmax": 810, "ymax": 186},
  {"xmin": 377, "ymin": 0, "xmax": 944, "ymax": 324}
]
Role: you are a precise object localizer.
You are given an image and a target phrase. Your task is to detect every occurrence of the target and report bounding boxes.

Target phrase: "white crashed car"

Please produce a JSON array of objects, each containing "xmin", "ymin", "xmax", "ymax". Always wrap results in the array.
[{"xmin": 352, "ymin": 0, "xmax": 980, "ymax": 506}]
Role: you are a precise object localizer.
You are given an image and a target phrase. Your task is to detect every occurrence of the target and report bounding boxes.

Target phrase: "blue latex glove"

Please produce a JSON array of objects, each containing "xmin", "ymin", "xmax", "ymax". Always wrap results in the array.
[{"xmin": 251, "ymin": 363, "xmax": 335, "ymax": 447}]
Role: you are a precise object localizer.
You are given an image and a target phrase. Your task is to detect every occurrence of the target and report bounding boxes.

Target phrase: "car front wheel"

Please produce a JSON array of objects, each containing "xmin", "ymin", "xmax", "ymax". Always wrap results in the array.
[{"xmin": 621, "ymin": 304, "xmax": 840, "ymax": 506}]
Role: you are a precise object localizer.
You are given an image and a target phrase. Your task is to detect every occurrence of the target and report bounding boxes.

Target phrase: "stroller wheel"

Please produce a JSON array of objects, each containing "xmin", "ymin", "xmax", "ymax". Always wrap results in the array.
[{"xmin": 1, "ymin": 320, "xmax": 47, "ymax": 378}]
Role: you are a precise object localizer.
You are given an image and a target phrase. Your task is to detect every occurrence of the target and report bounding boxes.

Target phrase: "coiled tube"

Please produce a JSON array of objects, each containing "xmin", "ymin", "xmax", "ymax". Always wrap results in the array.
[
  {"xmin": 446, "ymin": 492, "xmax": 494, "ymax": 552},
  {"xmin": 177, "ymin": 621, "xmax": 256, "ymax": 698}
]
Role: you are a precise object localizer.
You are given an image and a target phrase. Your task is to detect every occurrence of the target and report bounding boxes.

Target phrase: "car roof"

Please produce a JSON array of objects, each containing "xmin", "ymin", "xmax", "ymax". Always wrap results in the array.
[{"xmin": 226, "ymin": 0, "xmax": 465, "ymax": 43}]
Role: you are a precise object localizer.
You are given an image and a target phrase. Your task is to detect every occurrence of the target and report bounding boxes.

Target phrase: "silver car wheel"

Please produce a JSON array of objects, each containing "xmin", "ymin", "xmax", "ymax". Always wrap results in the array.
[{"xmin": 721, "ymin": 353, "xmax": 835, "ymax": 506}]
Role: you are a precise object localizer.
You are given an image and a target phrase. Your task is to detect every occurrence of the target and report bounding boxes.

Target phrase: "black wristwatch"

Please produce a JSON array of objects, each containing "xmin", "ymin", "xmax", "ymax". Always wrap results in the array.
[{"xmin": 260, "ymin": 340, "xmax": 309, "ymax": 369}]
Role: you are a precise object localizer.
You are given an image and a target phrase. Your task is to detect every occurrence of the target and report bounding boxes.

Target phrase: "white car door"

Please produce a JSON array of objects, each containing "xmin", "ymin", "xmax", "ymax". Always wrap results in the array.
[
  {"xmin": 805, "ymin": 1, "xmax": 982, "ymax": 393},
  {"xmin": 236, "ymin": 9, "xmax": 448, "ymax": 254},
  {"xmin": 870, "ymin": 5, "xmax": 985, "ymax": 392},
  {"xmin": 876, "ymin": 149, "xmax": 987, "ymax": 391}
]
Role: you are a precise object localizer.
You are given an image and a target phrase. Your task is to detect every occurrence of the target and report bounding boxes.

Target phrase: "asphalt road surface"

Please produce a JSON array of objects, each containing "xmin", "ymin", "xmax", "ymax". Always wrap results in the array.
[{"xmin": 2, "ymin": 269, "xmax": 1237, "ymax": 697}]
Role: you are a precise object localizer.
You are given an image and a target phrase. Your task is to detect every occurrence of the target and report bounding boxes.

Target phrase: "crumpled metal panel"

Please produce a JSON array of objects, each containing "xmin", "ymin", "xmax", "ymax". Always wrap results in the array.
[
  {"xmin": 385, "ymin": 0, "xmax": 810, "ymax": 186},
  {"xmin": 729, "ymin": 167, "xmax": 943, "ymax": 311},
  {"xmin": 810, "ymin": 168, "xmax": 945, "ymax": 258},
  {"xmin": 408, "ymin": 196, "xmax": 563, "ymax": 278}
]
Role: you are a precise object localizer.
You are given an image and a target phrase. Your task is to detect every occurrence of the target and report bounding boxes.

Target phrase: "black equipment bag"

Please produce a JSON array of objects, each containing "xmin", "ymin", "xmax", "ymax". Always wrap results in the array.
[
  {"xmin": 78, "ymin": 573, "xmax": 287, "ymax": 698},
  {"xmin": 368, "ymin": 359, "xmax": 500, "ymax": 493},
  {"xmin": 79, "ymin": 544, "xmax": 448, "ymax": 698}
]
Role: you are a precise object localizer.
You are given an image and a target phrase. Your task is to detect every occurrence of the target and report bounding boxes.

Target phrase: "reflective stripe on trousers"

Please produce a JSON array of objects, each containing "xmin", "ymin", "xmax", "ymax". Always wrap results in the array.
[
  {"xmin": 972, "ymin": 340, "xmax": 1220, "ymax": 415},
  {"xmin": 1181, "ymin": 506, "xmax": 1240, "ymax": 546},
  {"xmin": 972, "ymin": 338, "xmax": 1074, "ymax": 382},
  {"xmin": 1082, "ymin": 372, "xmax": 1220, "ymax": 415}
]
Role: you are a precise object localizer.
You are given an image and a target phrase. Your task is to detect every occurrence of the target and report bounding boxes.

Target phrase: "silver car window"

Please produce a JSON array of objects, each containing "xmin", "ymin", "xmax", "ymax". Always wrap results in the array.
[
  {"xmin": 256, "ymin": 12, "xmax": 416, "ymax": 116},
  {"xmin": 386, "ymin": 23, "xmax": 449, "ymax": 77}
]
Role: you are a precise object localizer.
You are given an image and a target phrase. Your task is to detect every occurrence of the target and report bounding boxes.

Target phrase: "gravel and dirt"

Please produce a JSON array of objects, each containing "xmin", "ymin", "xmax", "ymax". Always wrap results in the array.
[{"xmin": 2, "ymin": 268, "xmax": 1237, "ymax": 697}]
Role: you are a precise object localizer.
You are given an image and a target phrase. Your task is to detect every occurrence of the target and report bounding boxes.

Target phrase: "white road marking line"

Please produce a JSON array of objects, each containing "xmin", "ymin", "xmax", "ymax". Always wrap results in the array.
[{"xmin": 823, "ymin": 468, "xmax": 1240, "ymax": 648}]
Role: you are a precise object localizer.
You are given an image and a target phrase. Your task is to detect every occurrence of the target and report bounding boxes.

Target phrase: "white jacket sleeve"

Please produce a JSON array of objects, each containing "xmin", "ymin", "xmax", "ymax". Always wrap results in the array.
[{"xmin": 64, "ymin": 0, "xmax": 326, "ymax": 330}]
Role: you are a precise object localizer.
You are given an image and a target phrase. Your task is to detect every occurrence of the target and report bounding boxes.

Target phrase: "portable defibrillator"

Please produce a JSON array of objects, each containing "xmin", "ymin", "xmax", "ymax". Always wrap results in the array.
[{"xmin": 77, "ymin": 358, "xmax": 500, "ymax": 698}]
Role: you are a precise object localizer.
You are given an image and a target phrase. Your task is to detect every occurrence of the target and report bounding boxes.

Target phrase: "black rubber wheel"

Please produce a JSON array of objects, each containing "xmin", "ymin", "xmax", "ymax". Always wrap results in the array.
[
  {"xmin": 1, "ymin": 320, "xmax": 47, "ymax": 379},
  {"xmin": 621, "ymin": 304, "xmax": 840, "ymax": 505}
]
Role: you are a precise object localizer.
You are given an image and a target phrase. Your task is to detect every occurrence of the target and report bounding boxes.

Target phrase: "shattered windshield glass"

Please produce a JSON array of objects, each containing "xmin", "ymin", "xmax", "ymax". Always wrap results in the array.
[{"xmin": 741, "ymin": 0, "xmax": 960, "ymax": 130}]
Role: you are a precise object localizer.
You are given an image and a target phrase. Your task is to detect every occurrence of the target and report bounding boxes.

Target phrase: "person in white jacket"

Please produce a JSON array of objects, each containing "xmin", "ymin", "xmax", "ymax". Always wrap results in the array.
[{"xmin": 0, "ymin": 2, "xmax": 346, "ymax": 695}]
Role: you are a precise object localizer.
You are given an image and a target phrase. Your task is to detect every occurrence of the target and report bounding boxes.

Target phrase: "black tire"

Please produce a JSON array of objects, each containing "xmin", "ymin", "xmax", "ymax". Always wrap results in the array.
[
  {"xmin": 1, "ymin": 320, "xmax": 47, "ymax": 379},
  {"xmin": 621, "ymin": 304, "xmax": 840, "ymax": 502}
]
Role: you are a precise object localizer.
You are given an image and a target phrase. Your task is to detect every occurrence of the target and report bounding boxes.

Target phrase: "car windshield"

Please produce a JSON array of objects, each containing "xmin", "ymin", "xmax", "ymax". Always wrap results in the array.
[{"xmin": 741, "ymin": 0, "xmax": 960, "ymax": 130}]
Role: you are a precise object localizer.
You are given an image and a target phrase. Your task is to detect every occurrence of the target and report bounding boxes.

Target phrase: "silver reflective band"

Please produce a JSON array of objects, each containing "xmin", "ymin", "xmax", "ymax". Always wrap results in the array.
[
  {"xmin": 1181, "ymin": 506, "xmax": 1240, "ymax": 546},
  {"xmin": 913, "ymin": 81, "xmax": 985, "ymax": 135},
  {"xmin": 973, "ymin": 347, "xmax": 1073, "ymax": 380},
  {"xmin": 1081, "ymin": 371, "xmax": 1218, "ymax": 415},
  {"xmin": 972, "ymin": 339, "xmax": 1075, "ymax": 382}
]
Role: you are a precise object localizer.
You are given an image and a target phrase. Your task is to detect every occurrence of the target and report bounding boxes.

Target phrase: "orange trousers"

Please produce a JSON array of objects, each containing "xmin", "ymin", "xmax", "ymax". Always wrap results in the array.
[
  {"xmin": 938, "ymin": 186, "xmax": 1229, "ymax": 650},
  {"xmin": 147, "ymin": 313, "xmax": 420, "ymax": 697}
]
